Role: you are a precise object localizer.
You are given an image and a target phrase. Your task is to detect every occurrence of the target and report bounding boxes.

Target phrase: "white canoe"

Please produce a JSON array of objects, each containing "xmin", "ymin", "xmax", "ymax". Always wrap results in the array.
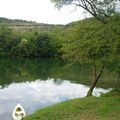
[{"xmin": 12, "ymin": 103, "xmax": 26, "ymax": 120}]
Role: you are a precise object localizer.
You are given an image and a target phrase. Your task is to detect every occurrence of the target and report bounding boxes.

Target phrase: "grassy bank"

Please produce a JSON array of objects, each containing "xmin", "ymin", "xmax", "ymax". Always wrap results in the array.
[{"xmin": 23, "ymin": 90, "xmax": 120, "ymax": 120}]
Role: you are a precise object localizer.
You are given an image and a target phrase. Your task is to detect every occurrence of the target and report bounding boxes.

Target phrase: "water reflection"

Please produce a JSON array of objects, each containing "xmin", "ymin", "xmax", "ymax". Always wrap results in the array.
[
  {"xmin": 0, "ymin": 79, "xmax": 111, "ymax": 120},
  {"xmin": 0, "ymin": 58, "xmax": 119, "ymax": 88}
]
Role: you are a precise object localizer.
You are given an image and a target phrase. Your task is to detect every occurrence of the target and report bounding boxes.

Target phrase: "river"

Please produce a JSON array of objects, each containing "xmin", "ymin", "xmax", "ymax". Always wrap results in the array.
[{"xmin": 0, "ymin": 58, "xmax": 119, "ymax": 120}]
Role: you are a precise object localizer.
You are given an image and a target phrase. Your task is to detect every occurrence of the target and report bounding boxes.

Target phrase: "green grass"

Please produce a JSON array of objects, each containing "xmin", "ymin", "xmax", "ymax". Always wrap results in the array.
[{"xmin": 23, "ymin": 90, "xmax": 120, "ymax": 120}]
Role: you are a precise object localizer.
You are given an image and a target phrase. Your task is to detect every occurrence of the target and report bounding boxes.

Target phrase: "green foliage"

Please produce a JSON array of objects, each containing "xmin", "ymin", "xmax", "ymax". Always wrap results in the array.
[
  {"xmin": 0, "ymin": 25, "xmax": 61, "ymax": 57},
  {"xmin": 60, "ymin": 15, "xmax": 120, "ymax": 65},
  {"xmin": 0, "ymin": 14, "xmax": 120, "ymax": 61},
  {"xmin": 0, "ymin": 25, "xmax": 15, "ymax": 56}
]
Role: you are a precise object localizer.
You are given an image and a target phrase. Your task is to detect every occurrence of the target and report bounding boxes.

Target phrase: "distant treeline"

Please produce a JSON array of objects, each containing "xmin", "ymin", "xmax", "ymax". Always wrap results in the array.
[
  {"xmin": 0, "ymin": 25, "xmax": 62, "ymax": 57},
  {"xmin": 0, "ymin": 14, "xmax": 120, "ymax": 59}
]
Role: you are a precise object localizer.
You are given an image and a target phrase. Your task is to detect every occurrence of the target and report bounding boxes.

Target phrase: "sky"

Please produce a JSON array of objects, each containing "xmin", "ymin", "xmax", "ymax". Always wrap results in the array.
[{"xmin": 0, "ymin": 0, "xmax": 86, "ymax": 25}]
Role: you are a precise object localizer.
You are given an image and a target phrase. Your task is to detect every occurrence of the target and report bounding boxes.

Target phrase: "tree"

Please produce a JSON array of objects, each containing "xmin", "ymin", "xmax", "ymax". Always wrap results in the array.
[
  {"xmin": 51, "ymin": 0, "xmax": 120, "ymax": 96},
  {"xmin": 51, "ymin": 0, "xmax": 119, "ymax": 22},
  {"xmin": 51, "ymin": 0, "xmax": 119, "ymax": 96},
  {"xmin": 17, "ymin": 38, "xmax": 30, "ymax": 57},
  {"xmin": 0, "ymin": 25, "xmax": 14, "ymax": 56},
  {"xmin": 56, "ymin": 14, "xmax": 120, "ymax": 96},
  {"xmin": 35, "ymin": 33, "xmax": 58, "ymax": 57}
]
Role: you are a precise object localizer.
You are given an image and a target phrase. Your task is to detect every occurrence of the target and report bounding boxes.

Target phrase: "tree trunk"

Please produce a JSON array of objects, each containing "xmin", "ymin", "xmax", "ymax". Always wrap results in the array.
[
  {"xmin": 87, "ymin": 76, "xmax": 100, "ymax": 96},
  {"xmin": 87, "ymin": 60, "xmax": 107, "ymax": 96}
]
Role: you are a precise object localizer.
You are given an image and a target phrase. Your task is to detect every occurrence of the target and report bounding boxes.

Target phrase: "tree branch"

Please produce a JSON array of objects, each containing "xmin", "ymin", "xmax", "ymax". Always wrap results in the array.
[
  {"xmin": 73, "ymin": 0, "xmax": 107, "ymax": 23},
  {"xmin": 96, "ymin": 57, "xmax": 108, "ymax": 81}
]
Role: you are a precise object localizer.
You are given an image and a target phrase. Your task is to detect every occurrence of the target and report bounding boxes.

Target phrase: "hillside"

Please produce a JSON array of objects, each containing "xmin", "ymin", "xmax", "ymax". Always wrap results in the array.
[
  {"xmin": 23, "ymin": 90, "xmax": 120, "ymax": 120},
  {"xmin": 0, "ymin": 17, "xmax": 63, "ymax": 32},
  {"xmin": 0, "ymin": 14, "xmax": 120, "ymax": 58},
  {"xmin": 0, "ymin": 17, "xmax": 37, "ymax": 25}
]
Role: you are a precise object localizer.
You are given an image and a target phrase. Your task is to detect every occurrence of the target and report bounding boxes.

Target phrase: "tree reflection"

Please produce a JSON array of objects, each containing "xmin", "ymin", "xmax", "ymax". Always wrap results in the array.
[{"xmin": 0, "ymin": 58, "xmax": 119, "ymax": 88}]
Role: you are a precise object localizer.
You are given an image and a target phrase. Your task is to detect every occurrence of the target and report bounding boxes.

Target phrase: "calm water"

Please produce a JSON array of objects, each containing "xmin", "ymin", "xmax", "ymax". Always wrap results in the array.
[
  {"xmin": 0, "ymin": 79, "xmax": 111, "ymax": 120},
  {"xmin": 0, "ymin": 58, "xmax": 119, "ymax": 120}
]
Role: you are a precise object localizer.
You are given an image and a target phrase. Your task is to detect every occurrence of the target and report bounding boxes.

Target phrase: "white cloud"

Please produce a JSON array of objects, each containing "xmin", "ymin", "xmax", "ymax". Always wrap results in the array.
[
  {"xmin": 0, "ymin": 0, "xmax": 85, "ymax": 24},
  {"xmin": 0, "ymin": 79, "xmax": 111, "ymax": 120}
]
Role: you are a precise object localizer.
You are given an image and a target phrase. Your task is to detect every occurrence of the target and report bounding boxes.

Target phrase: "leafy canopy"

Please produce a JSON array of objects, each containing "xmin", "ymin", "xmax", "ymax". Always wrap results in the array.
[
  {"xmin": 60, "ymin": 15, "xmax": 120, "ymax": 64},
  {"xmin": 51, "ymin": 0, "xmax": 119, "ymax": 21}
]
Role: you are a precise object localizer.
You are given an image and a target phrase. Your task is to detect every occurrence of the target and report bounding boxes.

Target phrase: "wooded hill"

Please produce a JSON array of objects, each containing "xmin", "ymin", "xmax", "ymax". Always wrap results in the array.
[
  {"xmin": 0, "ymin": 14, "xmax": 120, "ymax": 59},
  {"xmin": 0, "ymin": 17, "xmax": 63, "ymax": 32}
]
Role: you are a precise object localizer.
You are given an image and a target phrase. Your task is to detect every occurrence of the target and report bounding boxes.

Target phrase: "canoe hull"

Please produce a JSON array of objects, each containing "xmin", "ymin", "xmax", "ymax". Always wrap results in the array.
[{"xmin": 12, "ymin": 103, "xmax": 26, "ymax": 120}]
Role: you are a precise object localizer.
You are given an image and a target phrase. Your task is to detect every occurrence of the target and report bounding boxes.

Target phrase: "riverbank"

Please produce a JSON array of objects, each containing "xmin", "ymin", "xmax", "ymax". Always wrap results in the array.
[{"xmin": 23, "ymin": 90, "xmax": 120, "ymax": 120}]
